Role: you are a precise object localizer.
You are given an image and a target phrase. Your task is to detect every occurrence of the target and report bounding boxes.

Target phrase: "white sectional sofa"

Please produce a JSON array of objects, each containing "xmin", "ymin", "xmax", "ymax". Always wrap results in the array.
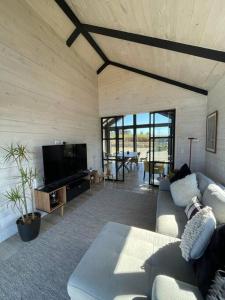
[{"xmin": 67, "ymin": 172, "xmax": 224, "ymax": 300}]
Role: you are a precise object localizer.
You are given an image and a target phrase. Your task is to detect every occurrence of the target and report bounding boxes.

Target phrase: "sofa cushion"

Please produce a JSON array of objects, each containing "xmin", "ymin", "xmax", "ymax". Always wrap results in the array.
[
  {"xmin": 67, "ymin": 222, "xmax": 195, "ymax": 300},
  {"xmin": 180, "ymin": 207, "xmax": 216, "ymax": 261},
  {"xmin": 156, "ymin": 191, "xmax": 186, "ymax": 238},
  {"xmin": 170, "ymin": 163, "xmax": 191, "ymax": 183},
  {"xmin": 196, "ymin": 172, "xmax": 215, "ymax": 195},
  {"xmin": 185, "ymin": 196, "xmax": 203, "ymax": 220},
  {"xmin": 152, "ymin": 275, "xmax": 203, "ymax": 300},
  {"xmin": 206, "ymin": 270, "xmax": 225, "ymax": 300},
  {"xmin": 170, "ymin": 174, "xmax": 201, "ymax": 207},
  {"xmin": 202, "ymin": 184, "xmax": 225, "ymax": 224}
]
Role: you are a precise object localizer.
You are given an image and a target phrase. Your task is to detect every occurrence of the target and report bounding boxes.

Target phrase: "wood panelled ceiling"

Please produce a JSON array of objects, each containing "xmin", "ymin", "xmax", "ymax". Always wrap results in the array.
[
  {"xmin": 27, "ymin": 0, "xmax": 225, "ymax": 92},
  {"xmin": 69, "ymin": 0, "xmax": 225, "ymax": 51},
  {"xmin": 92, "ymin": 34, "xmax": 225, "ymax": 90}
]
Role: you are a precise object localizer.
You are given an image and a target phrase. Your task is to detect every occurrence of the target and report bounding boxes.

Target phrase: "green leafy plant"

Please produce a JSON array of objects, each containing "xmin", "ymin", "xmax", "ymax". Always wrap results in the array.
[{"xmin": 2, "ymin": 144, "xmax": 37, "ymax": 224}]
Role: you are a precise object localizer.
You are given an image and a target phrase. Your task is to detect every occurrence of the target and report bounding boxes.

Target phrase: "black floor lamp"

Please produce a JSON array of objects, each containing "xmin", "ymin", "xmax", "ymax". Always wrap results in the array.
[{"xmin": 188, "ymin": 137, "xmax": 198, "ymax": 169}]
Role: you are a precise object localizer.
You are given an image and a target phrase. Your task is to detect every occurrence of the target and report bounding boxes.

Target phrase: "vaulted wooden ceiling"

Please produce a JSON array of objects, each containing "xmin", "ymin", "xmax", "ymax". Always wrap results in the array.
[{"xmin": 26, "ymin": 0, "xmax": 225, "ymax": 95}]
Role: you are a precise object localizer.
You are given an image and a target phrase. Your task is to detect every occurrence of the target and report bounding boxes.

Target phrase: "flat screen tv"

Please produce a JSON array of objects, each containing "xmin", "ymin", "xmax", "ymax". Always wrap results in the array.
[{"xmin": 42, "ymin": 144, "xmax": 87, "ymax": 185}]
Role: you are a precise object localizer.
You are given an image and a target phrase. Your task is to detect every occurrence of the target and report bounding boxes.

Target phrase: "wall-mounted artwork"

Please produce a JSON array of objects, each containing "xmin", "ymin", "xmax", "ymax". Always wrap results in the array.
[{"xmin": 206, "ymin": 111, "xmax": 218, "ymax": 153}]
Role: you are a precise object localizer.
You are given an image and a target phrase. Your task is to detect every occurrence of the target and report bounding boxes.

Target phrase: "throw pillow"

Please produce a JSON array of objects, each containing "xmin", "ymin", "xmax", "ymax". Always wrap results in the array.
[
  {"xmin": 203, "ymin": 183, "xmax": 225, "ymax": 224},
  {"xmin": 206, "ymin": 270, "xmax": 225, "ymax": 300},
  {"xmin": 180, "ymin": 206, "xmax": 216, "ymax": 261},
  {"xmin": 185, "ymin": 196, "xmax": 203, "ymax": 220},
  {"xmin": 194, "ymin": 224, "xmax": 225, "ymax": 298},
  {"xmin": 170, "ymin": 173, "xmax": 201, "ymax": 207},
  {"xmin": 170, "ymin": 163, "xmax": 191, "ymax": 183}
]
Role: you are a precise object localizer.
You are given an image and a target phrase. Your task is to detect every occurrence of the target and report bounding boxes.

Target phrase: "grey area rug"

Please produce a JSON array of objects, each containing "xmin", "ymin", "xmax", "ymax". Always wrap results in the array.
[{"xmin": 0, "ymin": 186, "xmax": 156, "ymax": 300}]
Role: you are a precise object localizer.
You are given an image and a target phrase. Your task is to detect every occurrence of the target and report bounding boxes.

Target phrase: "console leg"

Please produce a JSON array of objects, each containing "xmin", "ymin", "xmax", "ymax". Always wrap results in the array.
[{"xmin": 60, "ymin": 205, "xmax": 64, "ymax": 217}]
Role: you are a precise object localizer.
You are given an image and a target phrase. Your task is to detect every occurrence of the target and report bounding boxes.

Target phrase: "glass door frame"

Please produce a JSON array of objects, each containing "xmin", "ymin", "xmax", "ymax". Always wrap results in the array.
[
  {"xmin": 101, "ymin": 116, "xmax": 125, "ymax": 181},
  {"xmin": 149, "ymin": 109, "xmax": 176, "ymax": 186}
]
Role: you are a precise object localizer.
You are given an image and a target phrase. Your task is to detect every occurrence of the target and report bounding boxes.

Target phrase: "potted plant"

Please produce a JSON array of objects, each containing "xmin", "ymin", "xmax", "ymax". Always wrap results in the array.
[{"xmin": 2, "ymin": 144, "xmax": 41, "ymax": 242}]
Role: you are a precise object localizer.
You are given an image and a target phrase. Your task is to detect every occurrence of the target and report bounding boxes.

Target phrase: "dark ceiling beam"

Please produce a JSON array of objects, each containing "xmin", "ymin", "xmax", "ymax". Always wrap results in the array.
[
  {"xmin": 66, "ymin": 28, "xmax": 80, "ymax": 47},
  {"xmin": 55, "ymin": 0, "xmax": 108, "ymax": 62},
  {"xmin": 54, "ymin": 0, "xmax": 208, "ymax": 95},
  {"xmin": 110, "ymin": 61, "xmax": 208, "ymax": 95},
  {"xmin": 97, "ymin": 61, "xmax": 110, "ymax": 74},
  {"xmin": 84, "ymin": 24, "xmax": 225, "ymax": 63}
]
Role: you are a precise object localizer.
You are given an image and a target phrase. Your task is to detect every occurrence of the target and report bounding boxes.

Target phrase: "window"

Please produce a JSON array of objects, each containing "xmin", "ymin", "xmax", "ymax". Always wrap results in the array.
[
  {"xmin": 155, "ymin": 112, "xmax": 172, "ymax": 124},
  {"xmin": 124, "ymin": 114, "xmax": 133, "ymax": 126},
  {"xmin": 136, "ymin": 113, "xmax": 150, "ymax": 125}
]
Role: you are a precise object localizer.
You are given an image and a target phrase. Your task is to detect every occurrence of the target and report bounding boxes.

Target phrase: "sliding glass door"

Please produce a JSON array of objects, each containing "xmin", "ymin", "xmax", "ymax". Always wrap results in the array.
[
  {"xmin": 101, "ymin": 116, "xmax": 124, "ymax": 181},
  {"xmin": 101, "ymin": 110, "xmax": 175, "ymax": 185},
  {"xmin": 149, "ymin": 110, "xmax": 175, "ymax": 185}
]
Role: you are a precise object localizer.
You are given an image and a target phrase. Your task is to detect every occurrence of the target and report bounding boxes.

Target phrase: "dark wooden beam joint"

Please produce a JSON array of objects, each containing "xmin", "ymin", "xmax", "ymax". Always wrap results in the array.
[
  {"xmin": 55, "ymin": 0, "xmax": 108, "ymax": 62},
  {"xmin": 110, "ymin": 61, "xmax": 208, "ymax": 96},
  {"xmin": 97, "ymin": 61, "xmax": 110, "ymax": 74},
  {"xmin": 84, "ymin": 24, "xmax": 225, "ymax": 63},
  {"xmin": 66, "ymin": 28, "xmax": 80, "ymax": 47}
]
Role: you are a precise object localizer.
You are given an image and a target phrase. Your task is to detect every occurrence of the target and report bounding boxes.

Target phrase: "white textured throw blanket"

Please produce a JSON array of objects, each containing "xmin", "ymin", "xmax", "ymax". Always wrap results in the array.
[{"xmin": 180, "ymin": 206, "xmax": 216, "ymax": 261}]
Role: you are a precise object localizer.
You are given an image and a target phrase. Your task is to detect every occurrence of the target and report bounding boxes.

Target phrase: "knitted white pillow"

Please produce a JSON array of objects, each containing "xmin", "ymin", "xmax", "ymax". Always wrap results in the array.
[{"xmin": 180, "ymin": 206, "xmax": 216, "ymax": 261}]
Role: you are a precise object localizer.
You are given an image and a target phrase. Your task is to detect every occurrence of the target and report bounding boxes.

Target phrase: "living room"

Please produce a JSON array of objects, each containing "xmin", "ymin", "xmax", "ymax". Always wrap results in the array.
[{"xmin": 0, "ymin": 1, "xmax": 225, "ymax": 299}]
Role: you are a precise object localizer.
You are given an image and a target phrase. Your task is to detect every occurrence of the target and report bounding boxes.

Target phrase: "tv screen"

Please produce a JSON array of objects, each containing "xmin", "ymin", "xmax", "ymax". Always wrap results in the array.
[{"xmin": 42, "ymin": 144, "xmax": 87, "ymax": 185}]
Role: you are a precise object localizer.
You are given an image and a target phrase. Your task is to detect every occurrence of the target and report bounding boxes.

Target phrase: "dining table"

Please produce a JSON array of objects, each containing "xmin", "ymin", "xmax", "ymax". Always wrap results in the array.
[{"xmin": 116, "ymin": 151, "xmax": 138, "ymax": 172}]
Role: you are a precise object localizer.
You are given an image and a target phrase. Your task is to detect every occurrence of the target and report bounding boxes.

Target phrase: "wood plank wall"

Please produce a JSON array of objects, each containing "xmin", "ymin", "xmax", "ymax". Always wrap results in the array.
[
  {"xmin": 0, "ymin": 0, "xmax": 100, "ymax": 241},
  {"xmin": 206, "ymin": 73, "xmax": 225, "ymax": 184}
]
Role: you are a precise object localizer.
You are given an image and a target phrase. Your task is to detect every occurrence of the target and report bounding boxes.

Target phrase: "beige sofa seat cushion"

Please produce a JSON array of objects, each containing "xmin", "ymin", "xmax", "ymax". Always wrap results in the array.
[
  {"xmin": 156, "ymin": 191, "xmax": 186, "ymax": 238},
  {"xmin": 152, "ymin": 275, "xmax": 203, "ymax": 300},
  {"xmin": 68, "ymin": 222, "xmax": 195, "ymax": 300}
]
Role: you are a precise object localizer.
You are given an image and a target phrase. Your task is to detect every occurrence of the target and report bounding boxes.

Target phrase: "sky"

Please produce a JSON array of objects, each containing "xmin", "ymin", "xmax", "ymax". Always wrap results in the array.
[
  {"xmin": 124, "ymin": 113, "xmax": 171, "ymax": 136},
  {"xmin": 124, "ymin": 112, "xmax": 172, "ymax": 125}
]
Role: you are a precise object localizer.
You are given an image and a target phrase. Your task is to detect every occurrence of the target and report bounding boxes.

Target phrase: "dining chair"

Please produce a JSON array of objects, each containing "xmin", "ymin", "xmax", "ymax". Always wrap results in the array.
[
  {"xmin": 143, "ymin": 160, "xmax": 164, "ymax": 180},
  {"xmin": 129, "ymin": 152, "xmax": 140, "ymax": 169}
]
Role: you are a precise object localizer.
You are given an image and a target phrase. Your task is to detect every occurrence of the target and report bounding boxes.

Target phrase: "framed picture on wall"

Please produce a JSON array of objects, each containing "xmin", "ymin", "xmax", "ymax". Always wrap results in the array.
[{"xmin": 206, "ymin": 111, "xmax": 218, "ymax": 153}]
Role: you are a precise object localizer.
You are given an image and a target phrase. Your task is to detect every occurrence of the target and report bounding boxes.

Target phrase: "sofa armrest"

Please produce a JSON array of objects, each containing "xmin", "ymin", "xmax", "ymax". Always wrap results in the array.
[
  {"xmin": 159, "ymin": 177, "xmax": 170, "ymax": 191},
  {"xmin": 152, "ymin": 275, "xmax": 203, "ymax": 300}
]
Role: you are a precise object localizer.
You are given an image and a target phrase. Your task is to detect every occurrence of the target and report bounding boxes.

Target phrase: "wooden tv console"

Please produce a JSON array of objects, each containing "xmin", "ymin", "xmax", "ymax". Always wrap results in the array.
[
  {"xmin": 34, "ymin": 173, "xmax": 90, "ymax": 216},
  {"xmin": 34, "ymin": 186, "xmax": 66, "ymax": 216}
]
